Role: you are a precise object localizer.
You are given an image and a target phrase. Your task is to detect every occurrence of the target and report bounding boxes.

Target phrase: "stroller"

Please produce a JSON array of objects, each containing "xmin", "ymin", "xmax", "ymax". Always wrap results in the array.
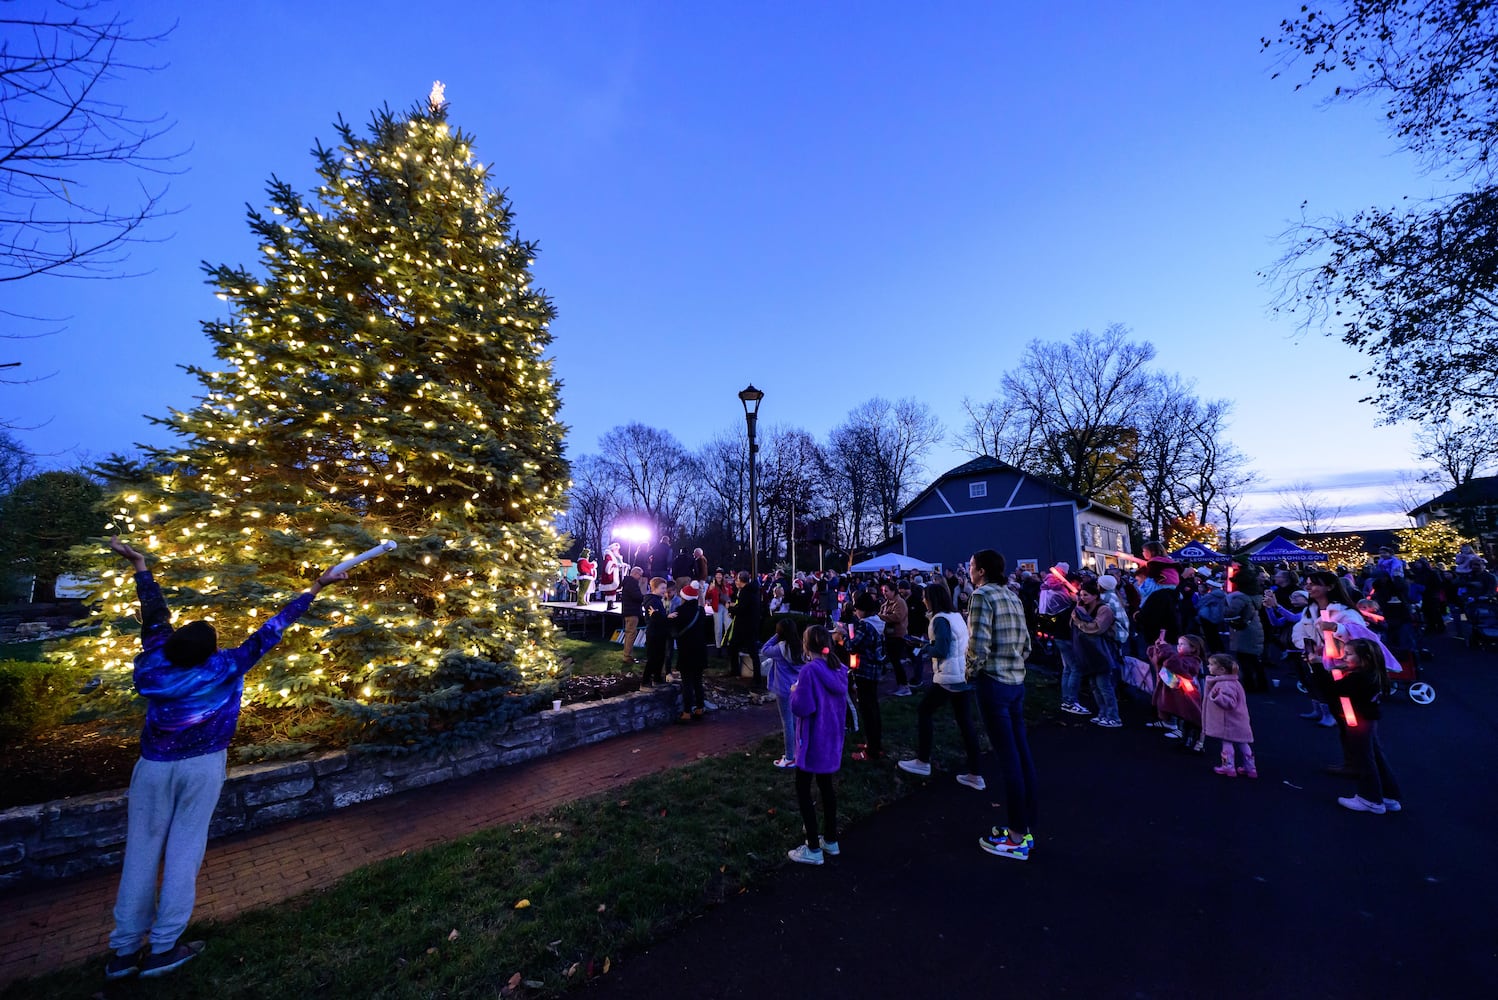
[
  {"xmin": 1465, "ymin": 597, "xmax": 1498, "ymax": 651},
  {"xmin": 1385, "ymin": 647, "xmax": 1436, "ymax": 705}
]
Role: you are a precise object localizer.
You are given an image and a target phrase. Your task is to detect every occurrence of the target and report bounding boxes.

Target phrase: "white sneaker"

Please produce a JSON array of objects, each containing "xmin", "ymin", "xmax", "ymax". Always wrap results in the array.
[
  {"xmin": 1090, "ymin": 717, "xmax": 1122, "ymax": 729},
  {"xmin": 1383, "ymin": 798, "xmax": 1403, "ymax": 813},
  {"xmin": 897, "ymin": 759, "xmax": 932, "ymax": 776},
  {"xmin": 788, "ymin": 844, "xmax": 824, "ymax": 865},
  {"xmin": 956, "ymin": 773, "xmax": 986, "ymax": 791},
  {"xmin": 1060, "ymin": 702, "xmax": 1092, "ymax": 716},
  {"xmin": 819, "ymin": 837, "xmax": 840, "ymax": 856},
  {"xmin": 893, "ymin": 686, "xmax": 913, "ymax": 697},
  {"xmin": 1338, "ymin": 795, "xmax": 1387, "ymax": 815}
]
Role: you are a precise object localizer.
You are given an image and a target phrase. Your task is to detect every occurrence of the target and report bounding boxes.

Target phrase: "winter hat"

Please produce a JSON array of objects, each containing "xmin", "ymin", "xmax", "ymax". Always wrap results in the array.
[
  {"xmin": 164, "ymin": 620, "xmax": 217, "ymax": 667},
  {"xmin": 1204, "ymin": 579, "xmax": 1224, "ymax": 590},
  {"xmin": 1098, "ymin": 575, "xmax": 1118, "ymax": 592},
  {"xmin": 1196, "ymin": 566, "xmax": 1211, "ymax": 577},
  {"xmin": 1290, "ymin": 589, "xmax": 1310, "ymax": 605},
  {"xmin": 678, "ymin": 580, "xmax": 702, "ymax": 601},
  {"xmin": 1053, "ymin": 562, "xmax": 1070, "ymax": 574}
]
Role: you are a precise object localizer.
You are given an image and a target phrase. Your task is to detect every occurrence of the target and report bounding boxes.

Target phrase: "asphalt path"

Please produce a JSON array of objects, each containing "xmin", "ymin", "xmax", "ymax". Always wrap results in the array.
[{"xmin": 588, "ymin": 634, "xmax": 1498, "ymax": 999}]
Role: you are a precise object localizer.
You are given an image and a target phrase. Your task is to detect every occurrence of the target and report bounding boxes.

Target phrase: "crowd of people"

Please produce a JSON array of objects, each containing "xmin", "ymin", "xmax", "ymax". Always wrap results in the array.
[{"xmin": 585, "ymin": 536, "xmax": 1497, "ymax": 868}]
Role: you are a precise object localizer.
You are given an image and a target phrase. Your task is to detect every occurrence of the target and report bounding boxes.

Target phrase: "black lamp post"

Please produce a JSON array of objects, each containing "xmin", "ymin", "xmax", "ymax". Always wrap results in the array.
[{"xmin": 738, "ymin": 384, "xmax": 764, "ymax": 585}]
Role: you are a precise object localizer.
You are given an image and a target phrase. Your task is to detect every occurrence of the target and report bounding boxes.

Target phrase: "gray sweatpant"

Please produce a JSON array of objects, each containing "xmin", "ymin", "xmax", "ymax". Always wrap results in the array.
[{"xmin": 109, "ymin": 750, "xmax": 227, "ymax": 955}]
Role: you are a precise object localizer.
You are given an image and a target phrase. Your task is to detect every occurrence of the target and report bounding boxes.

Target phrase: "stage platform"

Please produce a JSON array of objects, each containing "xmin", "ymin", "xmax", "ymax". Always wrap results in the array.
[{"xmin": 542, "ymin": 600, "xmax": 624, "ymax": 639}]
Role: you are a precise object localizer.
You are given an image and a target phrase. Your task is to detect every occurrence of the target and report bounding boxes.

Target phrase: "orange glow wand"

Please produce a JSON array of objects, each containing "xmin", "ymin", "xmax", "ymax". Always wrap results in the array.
[
  {"xmin": 1048, "ymin": 567, "xmax": 1079, "ymax": 597},
  {"xmin": 1329, "ymin": 668, "xmax": 1358, "ymax": 727}
]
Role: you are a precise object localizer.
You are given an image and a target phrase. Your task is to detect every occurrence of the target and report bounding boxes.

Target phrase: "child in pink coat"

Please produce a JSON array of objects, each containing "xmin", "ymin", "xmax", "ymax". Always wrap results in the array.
[{"xmin": 1203, "ymin": 653, "xmax": 1256, "ymax": 778}]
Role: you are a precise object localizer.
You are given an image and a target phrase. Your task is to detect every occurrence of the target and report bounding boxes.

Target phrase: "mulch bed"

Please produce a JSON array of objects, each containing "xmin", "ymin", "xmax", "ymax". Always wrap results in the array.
[{"xmin": 0, "ymin": 673, "xmax": 764, "ymax": 811}]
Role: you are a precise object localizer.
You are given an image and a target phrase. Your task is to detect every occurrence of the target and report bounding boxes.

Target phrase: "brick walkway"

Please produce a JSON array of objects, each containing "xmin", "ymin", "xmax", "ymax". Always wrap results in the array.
[{"xmin": 0, "ymin": 704, "xmax": 777, "ymax": 987}]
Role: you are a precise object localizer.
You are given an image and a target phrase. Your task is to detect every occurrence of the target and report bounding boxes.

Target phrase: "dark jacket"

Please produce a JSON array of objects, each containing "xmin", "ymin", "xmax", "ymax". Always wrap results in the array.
[
  {"xmin": 670, "ymin": 599, "xmax": 710, "ymax": 669},
  {"xmin": 643, "ymin": 593, "xmax": 670, "ymax": 637},
  {"xmin": 730, "ymin": 580, "xmax": 762, "ymax": 645},
  {"xmin": 620, "ymin": 575, "xmax": 644, "ymax": 617}
]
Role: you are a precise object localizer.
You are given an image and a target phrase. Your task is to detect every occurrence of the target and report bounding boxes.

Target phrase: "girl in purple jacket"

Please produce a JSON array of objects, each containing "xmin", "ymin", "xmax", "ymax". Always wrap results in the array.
[{"xmin": 787, "ymin": 625, "xmax": 849, "ymax": 866}]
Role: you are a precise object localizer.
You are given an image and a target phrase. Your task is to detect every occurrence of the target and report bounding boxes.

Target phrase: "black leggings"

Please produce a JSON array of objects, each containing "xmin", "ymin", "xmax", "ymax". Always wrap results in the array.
[
  {"xmin": 854, "ymin": 676, "xmax": 882, "ymax": 756},
  {"xmin": 795, "ymin": 769, "xmax": 837, "ymax": 849},
  {"xmin": 916, "ymin": 685, "xmax": 981, "ymax": 771}
]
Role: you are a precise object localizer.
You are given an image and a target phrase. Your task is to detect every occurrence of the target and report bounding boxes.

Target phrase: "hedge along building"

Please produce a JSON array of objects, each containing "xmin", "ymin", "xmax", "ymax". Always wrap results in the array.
[{"xmin": 894, "ymin": 457, "xmax": 1135, "ymax": 576}]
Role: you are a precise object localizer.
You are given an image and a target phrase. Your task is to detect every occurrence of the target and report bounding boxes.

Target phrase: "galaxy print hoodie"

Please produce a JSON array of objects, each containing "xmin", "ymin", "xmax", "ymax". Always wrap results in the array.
[{"xmin": 131, "ymin": 571, "xmax": 314, "ymax": 761}]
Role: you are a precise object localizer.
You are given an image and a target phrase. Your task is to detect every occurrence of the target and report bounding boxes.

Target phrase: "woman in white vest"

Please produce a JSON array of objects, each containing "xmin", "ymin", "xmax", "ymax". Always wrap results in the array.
[{"xmin": 898, "ymin": 581, "xmax": 986, "ymax": 790}]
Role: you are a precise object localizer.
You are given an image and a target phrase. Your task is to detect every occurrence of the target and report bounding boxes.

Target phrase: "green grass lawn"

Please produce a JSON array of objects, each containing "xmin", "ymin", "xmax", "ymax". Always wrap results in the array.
[
  {"xmin": 1, "ymin": 676, "xmax": 1060, "ymax": 999},
  {"xmin": 554, "ymin": 637, "xmax": 627, "ymax": 678}
]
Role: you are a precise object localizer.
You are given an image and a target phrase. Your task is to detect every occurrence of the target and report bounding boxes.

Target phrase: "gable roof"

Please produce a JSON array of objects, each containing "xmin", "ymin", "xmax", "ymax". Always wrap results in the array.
[
  {"xmin": 1408, "ymin": 475, "xmax": 1498, "ymax": 517},
  {"xmin": 895, "ymin": 455, "xmax": 1130, "ymax": 523},
  {"xmin": 1240, "ymin": 525, "xmax": 1405, "ymax": 556}
]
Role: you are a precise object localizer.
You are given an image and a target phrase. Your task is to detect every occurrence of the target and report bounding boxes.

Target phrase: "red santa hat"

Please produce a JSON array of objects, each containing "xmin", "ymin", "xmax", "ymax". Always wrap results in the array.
[{"xmin": 679, "ymin": 580, "xmax": 702, "ymax": 601}]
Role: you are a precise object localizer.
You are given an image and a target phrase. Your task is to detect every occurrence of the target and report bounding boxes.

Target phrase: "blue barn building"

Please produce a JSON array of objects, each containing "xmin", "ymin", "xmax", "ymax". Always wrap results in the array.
[{"xmin": 895, "ymin": 457, "xmax": 1135, "ymax": 576}]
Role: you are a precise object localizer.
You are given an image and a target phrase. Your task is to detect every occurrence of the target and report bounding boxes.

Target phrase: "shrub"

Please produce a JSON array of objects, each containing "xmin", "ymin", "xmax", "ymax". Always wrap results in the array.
[{"xmin": 0, "ymin": 660, "xmax": 80, "ymax": 744}]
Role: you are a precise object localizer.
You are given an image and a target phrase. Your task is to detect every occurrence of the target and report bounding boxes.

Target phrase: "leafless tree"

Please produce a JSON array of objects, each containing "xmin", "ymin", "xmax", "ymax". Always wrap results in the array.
[
  {"xmin": 823, "ymin": 421, "xmax": 881, "ymax": 553},
  {"xmin": 1413, "ymin": 416, "xmax": 1498, "ymax": 490},
  {"xmin": 1264, "ymin": 3, "xmax": 1498, "ymax": 423},
  {"xmin": 1214, "ymin": 473, "xmax": 1256, "ymax": 553},
  {"xmin": 596, "ymin": 423, "xmax": 695, "ymax": 533},
  {"xmin": 959, "ymin": 396, "xmax": 1040, "ymax": 467},
  {"xmin": 982, "ymin": 325, "xmax": 1155, "ymax": 508},
  {"xmin": 1, "ymin": 2, "xmax": 178, "ymax": 286},
  {"xmin": 1276, "ymin": 479, "xmax": 1345, "ymax": 534},
  {"xmin": 756, "ymin": 425, "xmax": 825, "ymax": 562},
  {"xmin": 836, "ymin": 397, "xmax": 943, "ymax": 541},
  {"xmin": 1384, "ymin": 470, "xmax": 1432, "ymax": 525},
  {"xmin": 695, "ymin": 428, "xmax": 750, "ymax": 555},
  {"xmin": 562, "ymin": 453, "xmax": 623, "ymax": 555}
]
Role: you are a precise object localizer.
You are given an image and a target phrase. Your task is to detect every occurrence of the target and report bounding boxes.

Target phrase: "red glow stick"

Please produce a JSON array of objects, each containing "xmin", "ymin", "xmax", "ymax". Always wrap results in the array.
[
  {"xmin": 1329, "ymin": 668, "xmax": 1358, "ymax": 727},
  {"xmin": 1180, "ymin": 677, "xmax": 1196, "ymax": 695}
]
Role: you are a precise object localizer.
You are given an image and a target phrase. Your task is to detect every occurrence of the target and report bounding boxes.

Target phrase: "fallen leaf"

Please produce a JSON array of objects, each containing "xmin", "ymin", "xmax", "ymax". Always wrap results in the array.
[
  {"xmin": 514, "ymin": 898, "xmax": 531, "ymax": 909},
  {"xmin": 597, "ymin": 903, "xmax": 606, "ymax": 913},
  {"xmin": 426, "ymin": 947, "xmax": 437, "ymax": 955},
  {"xmin": 547, "ymin": 939, "xmax": 562, "ymax": 955},
  {"xmin": 767, "ymin": 807, "xmax": 776, "ymax": 816},
  {"xmin": 507, "ymin": 972, "xmax": 523, "ymax": 991},
  {"xmin": 719, "ymin": 865, "xmax": 725, "ymax": 873},
  {"xmin": 603, "ymin": 957, "xmax": 612, "ymax": 974},
  {"xmin": 631, "ymin": 747, "xmax": 641, "ymax": 753},
  {"xmin": 617, "ymin": 799, "xmax": 629, "ymax": 807},
  {"xmin": 565, "ymin": 962, "xmax": 580, "ymax": 978},
  {"xmin": 448, "ymin": 928, "xmax": 459, "ymax": 941}
]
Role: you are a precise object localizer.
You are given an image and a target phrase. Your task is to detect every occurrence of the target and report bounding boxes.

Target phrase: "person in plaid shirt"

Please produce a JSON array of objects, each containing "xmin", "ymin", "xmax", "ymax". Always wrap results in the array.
[{"xmin": 965, "ymin": 549, "xmax": 1039, "ymax": 861}]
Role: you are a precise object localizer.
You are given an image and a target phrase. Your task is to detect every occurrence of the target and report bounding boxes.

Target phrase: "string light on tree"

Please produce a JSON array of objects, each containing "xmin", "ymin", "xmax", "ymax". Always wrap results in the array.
[{"xmin": 57, "ymin": 87, "xmax": 570, "ymax": 751}]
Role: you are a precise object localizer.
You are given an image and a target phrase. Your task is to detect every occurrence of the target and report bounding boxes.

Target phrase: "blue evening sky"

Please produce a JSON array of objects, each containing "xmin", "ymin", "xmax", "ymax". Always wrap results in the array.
[{"xmin": 3, "ymin": 1, "xmax": 1451, "ymax": 533}]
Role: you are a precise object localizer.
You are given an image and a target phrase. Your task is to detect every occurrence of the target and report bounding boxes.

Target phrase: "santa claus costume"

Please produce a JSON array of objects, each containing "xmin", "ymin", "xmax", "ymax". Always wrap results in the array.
[{"xmin": 598, "ymin": 542, "xmax": 626, "ymax": 611}]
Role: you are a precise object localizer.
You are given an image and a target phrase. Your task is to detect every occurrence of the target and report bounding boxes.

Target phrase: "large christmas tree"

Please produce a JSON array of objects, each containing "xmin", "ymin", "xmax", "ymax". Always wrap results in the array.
[{"xmin": 62, "ymin": 87, "xmax": 569, "ymax": 750}]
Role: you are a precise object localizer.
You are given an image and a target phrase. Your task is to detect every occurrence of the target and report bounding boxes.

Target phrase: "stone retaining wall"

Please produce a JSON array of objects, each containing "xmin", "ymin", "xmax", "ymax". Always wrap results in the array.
[{"xmin": 0, "ymin": 686, "xmax": 680, "ymax": 890}]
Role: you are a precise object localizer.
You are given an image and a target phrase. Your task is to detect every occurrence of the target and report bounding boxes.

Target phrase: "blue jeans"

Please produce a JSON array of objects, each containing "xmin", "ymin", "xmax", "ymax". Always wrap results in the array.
[
  {"xmin": 975, "ymin": 674, "xmax": 1038, "ymax": 834},
  {"xmin": 1060, "ymin": 643, "xmax": 1081, "ymax": 705},
  {"xmin": 1088, "ymin": 672, "xmax": 1120, "ymax": 723},
  {"xmin": 775, "ymin": 688, "xmax": 796, "ymax": 761}
]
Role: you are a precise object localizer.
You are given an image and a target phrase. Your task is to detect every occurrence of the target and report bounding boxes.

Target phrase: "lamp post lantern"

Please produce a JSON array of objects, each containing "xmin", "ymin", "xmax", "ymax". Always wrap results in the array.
[{"xmin": 739, "ymin": 384, "xmax": 764, "ymax": 586}]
